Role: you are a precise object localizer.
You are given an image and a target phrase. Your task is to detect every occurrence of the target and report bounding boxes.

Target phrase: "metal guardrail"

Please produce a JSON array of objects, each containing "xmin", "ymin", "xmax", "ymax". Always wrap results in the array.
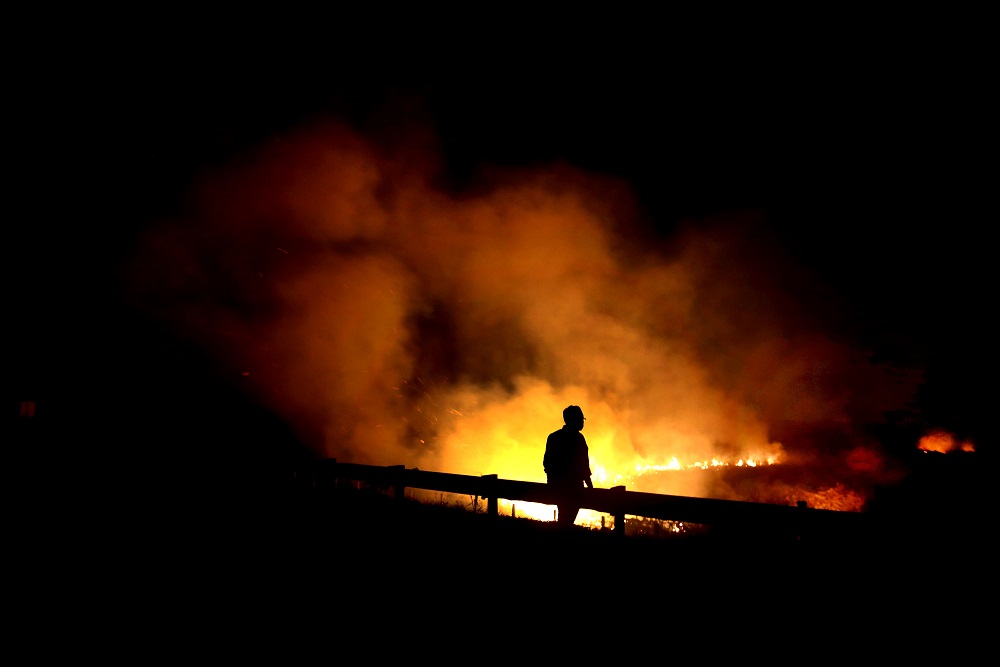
[{"xmin": 303, "ymin": 459, "xmax": 866, "ymax": 541}]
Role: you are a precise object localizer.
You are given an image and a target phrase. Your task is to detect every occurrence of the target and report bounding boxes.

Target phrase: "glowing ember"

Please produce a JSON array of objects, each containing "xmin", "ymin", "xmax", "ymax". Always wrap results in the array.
[{"xmin": 918, "ymin": 429, "xmax": 975, "ymax": 454}]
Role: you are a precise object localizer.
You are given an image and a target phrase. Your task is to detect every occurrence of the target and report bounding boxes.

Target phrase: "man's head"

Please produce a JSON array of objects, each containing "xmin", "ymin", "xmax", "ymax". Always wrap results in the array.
[{"xmin": 563, "ymin": 405, "xmax": 585, "ymax": 430}]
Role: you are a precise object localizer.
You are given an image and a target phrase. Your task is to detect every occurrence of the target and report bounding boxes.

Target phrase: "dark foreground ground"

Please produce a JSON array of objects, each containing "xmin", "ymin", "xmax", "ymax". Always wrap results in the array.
[
  {"xmin": 10, "ymin": 453, "xmax": 992, "ymax": 658},
  {"xmin": 98, "ymin": 462, "xmax": 991, "ymax": 595}
]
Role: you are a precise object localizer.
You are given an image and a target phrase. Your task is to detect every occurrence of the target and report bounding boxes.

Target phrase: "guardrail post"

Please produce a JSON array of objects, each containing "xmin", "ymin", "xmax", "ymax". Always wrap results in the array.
[
  {"xmin": 481, "ymin": 474, "xmax": 498, "ymax": 517},
  {"xmin": 611, "ymin": 485, "xmax": 627, "ymax": 537}
]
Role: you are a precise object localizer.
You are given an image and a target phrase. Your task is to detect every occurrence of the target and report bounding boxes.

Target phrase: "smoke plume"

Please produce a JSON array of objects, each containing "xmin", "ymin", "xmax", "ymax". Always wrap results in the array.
[{"xmin": 123, "ymin": 116, "xmax": 922, "ymax": 503}]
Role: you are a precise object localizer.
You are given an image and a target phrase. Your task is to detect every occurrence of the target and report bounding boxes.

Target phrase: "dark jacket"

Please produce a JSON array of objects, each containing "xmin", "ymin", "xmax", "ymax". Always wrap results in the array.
[{"xmin": 543, "ymin": 426, "xmax": 591, "ymax": 483}]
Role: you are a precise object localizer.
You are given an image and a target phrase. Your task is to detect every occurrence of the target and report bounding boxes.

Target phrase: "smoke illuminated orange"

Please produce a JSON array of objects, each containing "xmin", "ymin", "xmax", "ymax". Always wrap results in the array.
[{"xmin": 124, "ymin": 116, "xmax": 932, "ymax": 521}]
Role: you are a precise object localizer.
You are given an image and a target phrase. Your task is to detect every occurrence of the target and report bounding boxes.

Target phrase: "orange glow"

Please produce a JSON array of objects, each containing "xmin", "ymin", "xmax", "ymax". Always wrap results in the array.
[
  {"xmin": 124, "ymin": 117, "xmax": 928, "ymax": 513},
  {"xmin": 918, "ymin": 429, "xmax": 975, "ymax": 454},
  {"xmin": 772, "ymin": 482, "xmax": 867, "ymax": 512},
  {"xmin": 845, "ymin": 446, "xmax": 883, "ymax": 472}
]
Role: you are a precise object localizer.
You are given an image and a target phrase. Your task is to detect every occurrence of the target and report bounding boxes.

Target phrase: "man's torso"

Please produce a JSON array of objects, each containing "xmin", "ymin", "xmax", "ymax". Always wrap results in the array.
[{"xmin": 545, "ymin": 427, "xmax": 586, "ymax": 480}]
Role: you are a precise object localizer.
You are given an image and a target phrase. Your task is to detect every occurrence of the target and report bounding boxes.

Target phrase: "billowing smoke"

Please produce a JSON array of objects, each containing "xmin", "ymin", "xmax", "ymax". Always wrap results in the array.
[{"xmin": 123, "ymin": 117, "xmax": 922, "ymax": 503}]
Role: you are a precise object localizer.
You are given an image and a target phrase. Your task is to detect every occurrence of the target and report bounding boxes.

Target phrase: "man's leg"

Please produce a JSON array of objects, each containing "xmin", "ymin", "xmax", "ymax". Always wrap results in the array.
[
  {"xmin": 557, "ymin": 503, "xmax": 574, "ymax": 526},
  {"xmin": 560, "ymin": 505, "xmax": 580, "ymax": 526},
  {"xmin": 557, "ymin": 486, "xmax": 580, "ymax": 526}
]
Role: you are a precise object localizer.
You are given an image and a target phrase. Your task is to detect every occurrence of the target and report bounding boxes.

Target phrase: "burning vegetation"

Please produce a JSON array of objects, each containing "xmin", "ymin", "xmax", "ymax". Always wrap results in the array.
[
  {"xmin": 123, "ymin": 114, "xmax": 957, "ymax": 517},
  {"xmin": 918, "ymin": 429, "xmax": 975, "ymax": 454}
]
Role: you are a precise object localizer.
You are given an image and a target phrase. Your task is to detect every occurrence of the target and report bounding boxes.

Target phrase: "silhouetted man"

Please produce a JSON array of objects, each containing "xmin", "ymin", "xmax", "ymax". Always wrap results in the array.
[{"xmin": 543, "ymin": 404, "xmax": 594, "ymax": 526}]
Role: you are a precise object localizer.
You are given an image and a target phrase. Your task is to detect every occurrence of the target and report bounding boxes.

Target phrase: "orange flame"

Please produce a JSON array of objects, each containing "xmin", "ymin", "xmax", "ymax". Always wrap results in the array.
[{"xmin": 918, "ymin": 429, "xmax": 975, "ymax": 454}]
